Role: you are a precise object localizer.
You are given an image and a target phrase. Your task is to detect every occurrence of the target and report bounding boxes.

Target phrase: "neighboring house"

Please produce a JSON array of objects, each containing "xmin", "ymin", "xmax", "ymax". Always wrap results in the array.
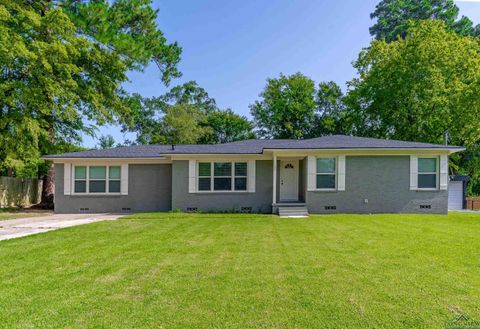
[{"xmin": 43, "ymin": 135, "xmax": 464, "ymax": 215}]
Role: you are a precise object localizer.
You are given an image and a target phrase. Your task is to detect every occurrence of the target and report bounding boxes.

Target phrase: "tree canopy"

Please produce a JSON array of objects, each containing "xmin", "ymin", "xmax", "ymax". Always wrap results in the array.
[
  {"xmin": 0, "ymin": 0, "xmax": 181, "ymax": 205},
  {"xmin": 370, "ymin": 0, "xmax": 479, "ymax": 42},
  {"xmin": 122, "ymin": 81, "xmax": 255, "ymax": 145},
  {"xmin": 250, "ymin": 74, "xmax": 349, "ymax": 139},
  {"xmin": 348, "ymin": 20, "xmax": 480, "ymax": 146},
  {"xmin": 250, "ymin": 73, "xmax": 316, "ymax": 139}
]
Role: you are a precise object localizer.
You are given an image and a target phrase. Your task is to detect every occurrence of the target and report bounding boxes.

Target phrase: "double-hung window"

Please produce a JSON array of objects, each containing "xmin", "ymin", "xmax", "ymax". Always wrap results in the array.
[
  {"xmin": 73, "ymin": 165, "xmax": 121, "ymax": 194},
  {"xmin": 316, "ymin": 157, "xmax": 336, "ymax": 190},
  {"xmin": 197, "ymin": 161, "xmax": 247, "ymax": 192},
  {"xmin": 418, "ymin": 157, "xmax": 438, "ymax": 189}
]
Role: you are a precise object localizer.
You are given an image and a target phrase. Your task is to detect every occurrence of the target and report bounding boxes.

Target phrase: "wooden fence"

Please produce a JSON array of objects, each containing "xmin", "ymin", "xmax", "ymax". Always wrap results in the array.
[
  {"xmin": 0, "ymin": 176, "xmax": 43, "ymax": 208},
  {"xmin": 467, "ymin": 198, "xmax": 480, "ymax": 211}
]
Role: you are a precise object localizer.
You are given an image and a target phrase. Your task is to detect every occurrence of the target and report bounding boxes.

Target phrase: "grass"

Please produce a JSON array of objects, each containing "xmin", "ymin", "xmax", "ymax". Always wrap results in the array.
[
  {"xmin": 0, "ymin": 208, "xmax": 51, "ymax": 220},
  {"xmin": 0, "ymin": 212, "xmax": 479, "ymax": 328}
]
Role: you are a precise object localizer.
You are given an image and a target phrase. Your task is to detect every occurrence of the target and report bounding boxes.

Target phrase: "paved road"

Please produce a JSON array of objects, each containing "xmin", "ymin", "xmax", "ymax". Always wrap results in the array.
[{"xmin": 0, "ymin": 213, "xmax": 124, "ymax": 241}]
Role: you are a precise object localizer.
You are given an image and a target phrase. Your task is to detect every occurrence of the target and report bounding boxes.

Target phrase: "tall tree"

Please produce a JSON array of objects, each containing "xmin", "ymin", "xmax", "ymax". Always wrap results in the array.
[
  {"xmin": 123, "ymin": 81, "xmax": 255, "ymax": 145},
  {"xmin": 250, "ymin": 73, "xmax": 316, "ymax": 139},
  {"xmin": 0, "ymin": 1, "xmax": 181, "ymax": 207},
  {"xmin": 97, "ymin": 135, "xmax": 116, "ymax": 149},
  {"xmin": 202, "ymin": 109, "xmax": 256, "ymax": 144},
  {"xmin": 160, "ymin": 81, "xmax": 217, "ymax": 114},
  {"xmin": 370, "ymin": 0, "xmax": 479, "ymax": 42},
  {"xmin": 308, "ymin": 81, "xmax": 349, "ymax": 138},
  {"xmin": 155, "ymin": 104, "xmax": 211, "ymax": 144},
  {"xmin": 347, "ymin": 20, "xmax": 480, "ymax": 193},
  {"xmin": 348, "ymin": 20, "xmax": 480, "ymax": 145}
]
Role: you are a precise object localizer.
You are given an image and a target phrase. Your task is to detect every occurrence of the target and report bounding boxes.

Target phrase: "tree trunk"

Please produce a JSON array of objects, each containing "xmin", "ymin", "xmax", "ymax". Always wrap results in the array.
[
  {"xmin": 40, "ymin": 161, "xmax": 55, "ymax": 209},
  {"xmin": 6, "ymin": 168, "xmax": 13, "ymax": 177},
  {"xmin": 38, "ymin": 1, "xmax": 55, "ymax": 209},
  {"xmin": 40, "ymin": 124, "xmax": 55, "ymax": 209}
]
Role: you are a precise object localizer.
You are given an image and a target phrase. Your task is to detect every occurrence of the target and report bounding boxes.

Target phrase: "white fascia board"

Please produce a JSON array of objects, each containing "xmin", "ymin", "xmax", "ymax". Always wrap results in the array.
[
  {"xmin": 49, "ymin": 158, "xmax": 171, "ymax": 164},
  {"xmin": 170, "ymin": 154, "xmax": 270, "ymax": 160},
  {"xmin": 262, "ymin": 148, "xmax": 462, "ymax": 156}
]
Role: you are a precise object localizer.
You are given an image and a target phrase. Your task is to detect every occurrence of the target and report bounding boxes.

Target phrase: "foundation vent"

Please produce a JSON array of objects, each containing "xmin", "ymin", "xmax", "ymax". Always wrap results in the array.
[
  {"xmin": 79, "ymin": 208, "xmax": 90, "ymax": 212},
  {"xmin": 420, "ymin": 205, "xmax": 432, "ymax": 209},
  {"xmin": 240, "ymin": 207, "xmax": 253, "ymax": 213},
  {"xmin": 324, "ymin": 206, "xmax": 337, "ymax": 210},
  {"xmin": 186, "ymin": 207, "xmax": 198, "ymax": 213}
]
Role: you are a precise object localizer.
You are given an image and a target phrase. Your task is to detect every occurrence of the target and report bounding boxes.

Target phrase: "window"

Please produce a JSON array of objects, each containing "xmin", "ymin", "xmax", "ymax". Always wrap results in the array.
[
  {"xmin": 316, "ymin": 158, "xmax": 336, "ymax": 189},
  {"xmin": 109, "ymin": 166, "xmax": 121, "ymax": 193},
  {"xmin": 197, "ymin": 161, "xmax": 248, "ymax": 192},
  {"xmin": 214, "ymin": 162, "xmax": 232, "ymax": 191},
  {"xmin": 89, "ymin": 166, "xmax": 106, "ymax": 192},
  {"xmin": 234, "ymin": 162, "xmax": 247, "ymax": 191},
  {"xmin": 74, "ymin": 166, "xmax": 87, "ymax": 193},
  {"xmin": 198, "ymin": 162, "xmax": 211, "ymax": 191},
  {"xmin": 73, "ymin": 165, "xmax": 121, "ymax": 194},
  {"xmin": 418, "ymin": 158, "xmax": 437, "ymax": 189}
]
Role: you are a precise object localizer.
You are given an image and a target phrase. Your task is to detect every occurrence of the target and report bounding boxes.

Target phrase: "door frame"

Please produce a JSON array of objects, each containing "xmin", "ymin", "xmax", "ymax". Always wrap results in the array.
[{"xmin": 279, "ymin": 159, "xmax": 299, "ymax": 202}]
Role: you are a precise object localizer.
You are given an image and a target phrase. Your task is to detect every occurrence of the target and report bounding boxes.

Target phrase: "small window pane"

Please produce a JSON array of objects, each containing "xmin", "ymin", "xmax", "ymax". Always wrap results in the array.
[
  {"xmin": 214, "ymin": 163, "xmax": 231, "ymax": 176},
  {"xmin": 199, "ymin": 163, "xmax": 211, "ymax": 176},
  {"xmin": 235, "ymin": 177, "xmax": 247, "ymax": 191},
  {"xmin": 235, "ymin": 163, "xmax": 247, "ymax": 176},
  {"xmin": 198, "ymin": 178, "xmax": 211, "ymax": 191},
  {"xmin": 74, "ymin": 181, "xmax": 86, "ymax": 193},
  {"xmin": 214, "ymin": 177, "xmax": 232, "ymax": 190},
  {"xmin": 75, "ymin": 166, "xmax": 86, "ymax": 179},
  {"xmin": 109, "ymin": 180, "xmax": 120, "ymax": 193},
  {"xmin": 418, "ymin": 158, "xmax": 436, "ymax": 173},
  {"xmin": 109, "ymin": 166, "xmax": 121, "ymax": 179},
  {"xmin": 317, "ymin": 158, "xmax": 336, "ymax": 173},
  {"xmin": 418, "ymin": 174, "xmax": 437, "ymax": 188},
  {"xmin": 317, "ymin": 175, "xmax": 336, "ymax": 189},
  {"xmin": 90, "ymin": 166, "xmax": 106, "ymax": 179},
  {"xmin": 89, "ymin": 180, "xmax": 106, "ymax": 193}
]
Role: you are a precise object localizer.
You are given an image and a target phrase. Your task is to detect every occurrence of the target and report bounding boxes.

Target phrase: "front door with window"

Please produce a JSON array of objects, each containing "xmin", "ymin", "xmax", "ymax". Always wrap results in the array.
[{"xmin": 279, "ymin": 160, "xmax": 299, "ymax": 201}]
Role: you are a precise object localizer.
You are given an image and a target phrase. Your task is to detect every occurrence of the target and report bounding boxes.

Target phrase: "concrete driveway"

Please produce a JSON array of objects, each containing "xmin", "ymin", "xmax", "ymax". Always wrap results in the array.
[{"xmin": 0, "ymin": 213, "xmax": 124, "ymax": 241}]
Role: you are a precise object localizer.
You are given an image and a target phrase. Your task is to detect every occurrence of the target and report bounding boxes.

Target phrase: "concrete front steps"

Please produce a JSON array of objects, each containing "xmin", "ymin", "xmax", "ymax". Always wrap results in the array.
[{"xmin": 276, "ymin": 203, "xmax": 309, "ymax": 217}]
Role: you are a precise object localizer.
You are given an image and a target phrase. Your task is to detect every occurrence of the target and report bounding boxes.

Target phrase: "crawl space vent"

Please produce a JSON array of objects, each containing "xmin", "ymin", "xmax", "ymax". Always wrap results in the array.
[
  {"xmin": 420, "ymin": 205, "xmax": 432, "ymax": 209},
  {"xmin": 186, "ymin": 207, "xmax": 198, "ymax": 213},
  {"xmin": 240, "ymin": 207, "xmax": 253, "ymax": 213},
  {"xmin": 324, "ymin": 206, "xmax": 337, "ymax": 210}
]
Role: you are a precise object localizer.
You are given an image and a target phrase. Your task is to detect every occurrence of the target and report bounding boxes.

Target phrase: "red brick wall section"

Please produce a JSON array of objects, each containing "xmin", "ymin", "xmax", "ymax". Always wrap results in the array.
[{"xmin": 466, "ymin": 198, "xmax": 480, "ymax": 210}]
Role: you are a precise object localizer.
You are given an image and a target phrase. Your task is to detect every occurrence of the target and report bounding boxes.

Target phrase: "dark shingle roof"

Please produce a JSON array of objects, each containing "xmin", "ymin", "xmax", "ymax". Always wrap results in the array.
[{"xmin": 43, "ymin": 135, "xmax": 464, "ymax": 159}]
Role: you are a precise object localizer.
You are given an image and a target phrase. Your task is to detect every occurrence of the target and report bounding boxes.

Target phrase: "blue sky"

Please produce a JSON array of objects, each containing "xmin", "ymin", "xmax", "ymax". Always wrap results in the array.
[{"xmin": 83, "ymin": 0, "xmax": 480, "ymax": 147}]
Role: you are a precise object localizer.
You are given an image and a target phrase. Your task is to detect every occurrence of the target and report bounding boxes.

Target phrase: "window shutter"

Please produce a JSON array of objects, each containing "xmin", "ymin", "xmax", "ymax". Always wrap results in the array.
[
  {"xmin": 410, "ymin": 156, "xmax": 418, "ymax": 190},
  {"xmin": 247, "ymin": 160, "xmax": 256, "ymax": 193},
  {"xmin": 440, "ymin": 154, "xmax": 448, "ymax": 190},
  {"xmin": 307, "ymin": 156, "xmax": 316, "ymax": 191},
  {"xmin": 337, "ymin": 155, "xmax": 346, "ymax": 191},
  {"xmin": 63, "ymin": 163, "xmax": 71, "ymax": 195},
  {"xmin": 121, "ymin": 164, "xmax": 129, "ymax": 195},
  {"xmin": 188, "ymin": 160, "xmax": 196, "ymax": 193}
]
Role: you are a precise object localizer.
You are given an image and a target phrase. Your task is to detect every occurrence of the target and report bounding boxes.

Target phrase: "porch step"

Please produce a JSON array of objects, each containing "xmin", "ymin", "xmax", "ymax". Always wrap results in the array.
[{"xmin": 278, "ymin": 206, "xmax": 309, "ymax": 218}]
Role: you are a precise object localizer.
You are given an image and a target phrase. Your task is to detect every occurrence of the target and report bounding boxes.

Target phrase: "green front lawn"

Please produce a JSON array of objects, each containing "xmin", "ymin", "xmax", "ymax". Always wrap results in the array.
[{"xmin": 1, "ymin": 212, "xmax": 479, "ymax": 328}]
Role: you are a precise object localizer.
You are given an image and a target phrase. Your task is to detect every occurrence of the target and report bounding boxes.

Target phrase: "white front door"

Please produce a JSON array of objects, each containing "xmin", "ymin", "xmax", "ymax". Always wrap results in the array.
[{"xmin": 279, "ymin": 160, "xmax": 299, "ymax": 201}]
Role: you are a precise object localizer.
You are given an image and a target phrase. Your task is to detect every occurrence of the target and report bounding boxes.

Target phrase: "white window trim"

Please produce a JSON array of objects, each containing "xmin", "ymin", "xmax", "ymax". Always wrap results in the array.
[
  {"xmin": 315, "ymin": 156, "xmax": 338, "ymax": 191},
  {"xmin": 417, "ymin": 156, "xmax": 439, "ymax": 191},
  {"xmin": 72, "ymin": 165, "xmax": 122, "ymax": 195},
  {"xmin": 196, "ymin": 161, "xmax": 249, "ymax": 193}
]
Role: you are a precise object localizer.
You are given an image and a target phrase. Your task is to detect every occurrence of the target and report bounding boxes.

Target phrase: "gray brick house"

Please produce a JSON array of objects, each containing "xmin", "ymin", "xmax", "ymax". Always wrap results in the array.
[{"xmin": 44, "ymin": 135, "xmax": 464, "ymax": 215}]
